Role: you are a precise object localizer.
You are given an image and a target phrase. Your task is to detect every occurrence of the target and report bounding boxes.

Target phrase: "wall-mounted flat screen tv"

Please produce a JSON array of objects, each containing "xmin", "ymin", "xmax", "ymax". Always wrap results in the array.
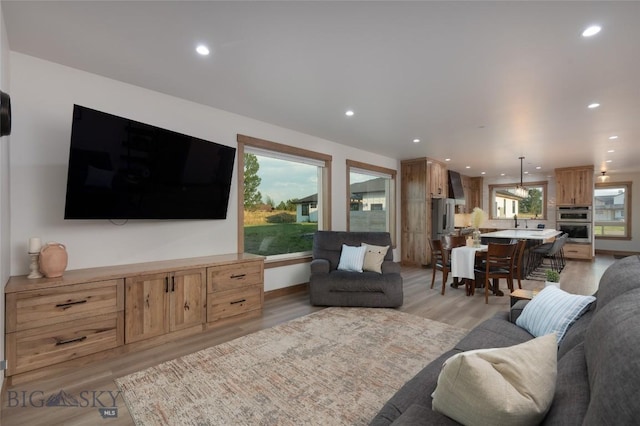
[{"xmin": 64, "ymin": 105, "xmax": 236, "ymax": 220}]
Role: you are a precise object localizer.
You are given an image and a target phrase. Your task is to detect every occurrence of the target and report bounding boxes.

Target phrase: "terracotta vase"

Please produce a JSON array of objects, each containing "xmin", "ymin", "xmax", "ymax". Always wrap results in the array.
[{"xmin": 39, "ymin": 242, "xmax": 68, "ymax": 278}]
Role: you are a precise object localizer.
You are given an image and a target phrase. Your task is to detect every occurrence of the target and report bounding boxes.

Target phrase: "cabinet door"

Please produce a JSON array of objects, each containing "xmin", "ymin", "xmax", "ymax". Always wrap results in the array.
[
  {"xmin": 170, "ymin": 268, "xmax": 206, "ymax": 332},
  {"xmin": 125, "ymin": 273, "xmax": 168, "ymax": 344},
  {"xmin": 573, "ymin": 169, "xmax": 593, "ymax": 205},
  {"xmin": 555, "ymin": 169, "xmax": 576, "ymax": 205},
  {"xmin": 429, "ymin": 162, "xmax": 446, "ymax": 197}
]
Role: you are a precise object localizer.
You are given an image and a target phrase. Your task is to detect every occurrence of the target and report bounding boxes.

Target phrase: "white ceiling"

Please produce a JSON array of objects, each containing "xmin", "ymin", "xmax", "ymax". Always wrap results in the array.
[{"xmin": 3, "ymin": 1, "xmax": 640, "ymax": 180}]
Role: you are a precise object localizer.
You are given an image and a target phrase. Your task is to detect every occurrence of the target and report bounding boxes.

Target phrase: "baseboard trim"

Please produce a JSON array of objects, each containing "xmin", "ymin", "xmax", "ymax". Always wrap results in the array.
[
  {"xmin": 595, "ymin": 249, "xmax": 640, "ymax": 258},
  {"xmin": 265, "ymin": 283, "xmax": 309, "ymax": 300}
]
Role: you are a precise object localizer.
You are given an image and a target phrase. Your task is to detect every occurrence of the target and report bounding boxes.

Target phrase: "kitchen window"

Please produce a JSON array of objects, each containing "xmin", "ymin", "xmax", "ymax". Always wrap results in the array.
[
  {"xmin": 488, "ymin": 181, "xmax": 548, "ymax": 220},
  {"xmin": 594, "ymin": 182, "xmax": 632, "ymax": 240}
]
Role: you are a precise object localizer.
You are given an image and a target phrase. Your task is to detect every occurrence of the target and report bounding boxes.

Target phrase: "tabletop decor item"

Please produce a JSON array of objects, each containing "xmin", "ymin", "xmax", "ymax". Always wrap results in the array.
[
  {"xmin": 470, "ymin": 207, "xmax": 487, "ymax": 248},
  {"xmin": 545, "ymin": 269, "xmax": 560, "ymax": 288},
  {"xmin": 27, "ymin": 236, "xmax": 43, "ymax": 279},
  {"xmin": 39, "ymin": 242, "xmax": 68, "ymax": 278}
]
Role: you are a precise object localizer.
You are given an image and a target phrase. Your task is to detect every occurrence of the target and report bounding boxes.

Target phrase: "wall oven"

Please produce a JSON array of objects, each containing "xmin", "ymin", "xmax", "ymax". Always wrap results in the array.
[
  {"xmin": 557, "ymin": 206, "xmax": 591, "ymax": 222},
  {"xmin": 557, "ymin": 222, "xmax": 592, "ymax": 243}
]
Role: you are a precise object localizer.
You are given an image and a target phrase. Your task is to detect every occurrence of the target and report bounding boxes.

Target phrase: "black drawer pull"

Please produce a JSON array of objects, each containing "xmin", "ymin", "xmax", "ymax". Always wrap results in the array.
[
  {"xmin": 55, "ymin": 336, "xmax": 87, "ymax": 346},
  {"xmin": 230, "ymin": 274, "xmax": 246, "ymax": 279},
  {"xmin": 55, "ymin": 300, "xmax": 88, "ymax": 308},
  {"xmin": 230, "ymin": 299, "xmax": 246, "ymax": 305}
]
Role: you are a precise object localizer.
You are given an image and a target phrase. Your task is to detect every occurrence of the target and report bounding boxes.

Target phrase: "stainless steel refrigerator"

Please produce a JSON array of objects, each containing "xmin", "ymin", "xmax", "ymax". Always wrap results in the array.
[{"xmin": 431, "ymin": 198, "xmax": 456, "ymax": 240}]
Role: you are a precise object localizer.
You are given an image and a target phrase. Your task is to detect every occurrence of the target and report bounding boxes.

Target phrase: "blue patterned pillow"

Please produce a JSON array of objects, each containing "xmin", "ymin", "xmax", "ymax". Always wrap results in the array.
[
  {"xmin": 337, "ymin": 244, "xmax": 367, "ymax": 272},
  {"xmin": 516, "ymin": 286, "xmax": 595, "ymax": 344}
]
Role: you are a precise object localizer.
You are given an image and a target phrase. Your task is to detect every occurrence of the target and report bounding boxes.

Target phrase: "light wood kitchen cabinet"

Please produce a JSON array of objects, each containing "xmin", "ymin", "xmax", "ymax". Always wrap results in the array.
[
  {"xmin": 555, "ymin": 166, "xmax": 594, "ymax": 206},
  {"xmin": 401, "ymin": 157, "xmax": 447, "ymax": 266},
  {"xmin": 125, "ymin": 268, "xmax": 206, "ymax": 343},
  {"xmin": 459, "ymin": 175, "xmax": 483, "ymax": 213},
  {"xmin": 429, "ymin": 160, "xmax": 448, "ymax": 198},
  {"xmin": 563, "ymin": 243, "xmax": 593, "ymax": 260}
]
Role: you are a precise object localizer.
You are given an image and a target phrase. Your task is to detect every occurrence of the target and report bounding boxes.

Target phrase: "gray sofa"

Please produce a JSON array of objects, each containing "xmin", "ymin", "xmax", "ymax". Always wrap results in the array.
[
  {"xmin": 371, "ymin": 255, "xmax": 640, "ymax": 425},
  {"xmin": 309, "ymin": 231, "xmax": 403, "ymax": 307}
]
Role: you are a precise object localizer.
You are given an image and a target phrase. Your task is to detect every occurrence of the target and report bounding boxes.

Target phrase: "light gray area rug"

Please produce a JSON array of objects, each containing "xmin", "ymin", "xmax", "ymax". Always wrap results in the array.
[{"xmin": 116, "ymin": 307, "xmax": 467, "ymax": 425}]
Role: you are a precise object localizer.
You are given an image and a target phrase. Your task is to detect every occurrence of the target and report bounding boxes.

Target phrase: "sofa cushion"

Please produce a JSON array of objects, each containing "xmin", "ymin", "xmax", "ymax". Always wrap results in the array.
[
  {"xmin": 542, "ymin": 343, "xmax": 589, "ymax": 425},
  {"xmin": 515, "ymin": 286, "xmax": 595, "ymax": 344},
  {"xmin": 432, "ymin": 333, "xmax": 557, "ymax": 426},
  {"xmin": 592, "ymin": 254, "xmax": 640, "ymax": 312},
  {"xmin": 455, "ymin": 316, "xmax": 534, "ymax": 352},
  {"xmin": 389, "ymin": 403, "xmax": 459, "ymax": 426},
  {"xmin": 557, "ymin": 304, "xmax": 594, "ymax": 359},
  {"xmin": 337, "ymin": 244, "xmax": 366, "ymax": 272},
  {"xmin": 583, "ymin": 287, "xmax": 640, "ymax": 424},
  {"xmin": 326, "ymin": 270, "xmax": 398, "ymax": 292},
  {"xmin": 362, "ymin": 243, "xmax": 390, "ymax": 274}
]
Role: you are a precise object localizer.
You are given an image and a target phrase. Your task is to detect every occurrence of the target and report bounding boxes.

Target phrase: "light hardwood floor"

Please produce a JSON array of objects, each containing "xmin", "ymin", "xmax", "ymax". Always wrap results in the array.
[{"xmin": 1, "ymin": 255, "xmax": 617, "ymax": 425}]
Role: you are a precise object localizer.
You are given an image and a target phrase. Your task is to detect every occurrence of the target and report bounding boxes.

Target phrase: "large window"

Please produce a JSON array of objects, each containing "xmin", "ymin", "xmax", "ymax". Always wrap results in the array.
[
  {"xmin": 237, "ymin": 135, "xmax": 331, "ymax": 261},
  {"xmin": 346, "ymin": 160, "xmax": 396, "ymax": 244},
  {"xmin": 488, "ymin": 181, "xmax": 548, "ymax": 221},
  {"xmin": 594, "ymin": 182, "xmax": 632, "ymax": 239}
]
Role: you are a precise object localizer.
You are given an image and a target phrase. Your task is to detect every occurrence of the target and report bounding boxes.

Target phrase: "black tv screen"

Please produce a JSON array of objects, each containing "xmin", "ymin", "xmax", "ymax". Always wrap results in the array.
[{"xmin": 64, "ymin": 105, "xmax": 236, "ymax": 220}]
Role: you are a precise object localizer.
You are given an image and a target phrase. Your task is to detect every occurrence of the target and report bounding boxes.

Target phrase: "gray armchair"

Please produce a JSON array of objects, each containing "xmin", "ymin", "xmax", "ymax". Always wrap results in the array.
[{"xmin": 309, "ymin": 231, "xmax": 403, "ymax": 307}]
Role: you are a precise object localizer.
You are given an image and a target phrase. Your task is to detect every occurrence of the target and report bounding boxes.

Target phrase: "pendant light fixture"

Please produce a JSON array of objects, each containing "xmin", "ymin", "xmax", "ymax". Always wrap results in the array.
[{"xmin": 512, "ymin": 156, "xmax": 528, "ymax": 198}]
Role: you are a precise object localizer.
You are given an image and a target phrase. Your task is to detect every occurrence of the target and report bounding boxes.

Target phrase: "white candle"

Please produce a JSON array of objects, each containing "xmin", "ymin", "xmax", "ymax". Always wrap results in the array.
[{"xmin": 29, "ymin": 237, "xmax": 42, "ymax": 253}]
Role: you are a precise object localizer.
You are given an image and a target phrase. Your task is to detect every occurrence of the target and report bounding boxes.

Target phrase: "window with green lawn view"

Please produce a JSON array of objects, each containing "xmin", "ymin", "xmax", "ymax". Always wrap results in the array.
[
  {"xmin": 238, "ymin": 136, "xmax": 331, "ymax": 258},
  {"xmin": 594, "ymin": 182, "xmax": 631, "ymax": 239},
  {"xmin": 488, "ymin": 181, "xmax": 547, "ymax": 221}
]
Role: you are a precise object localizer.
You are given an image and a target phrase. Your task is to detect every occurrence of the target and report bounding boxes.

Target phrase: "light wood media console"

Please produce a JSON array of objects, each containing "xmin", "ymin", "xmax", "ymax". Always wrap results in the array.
[{"xmin": 4, "ymin": 253, "xmax": 264, "ymax": 385}]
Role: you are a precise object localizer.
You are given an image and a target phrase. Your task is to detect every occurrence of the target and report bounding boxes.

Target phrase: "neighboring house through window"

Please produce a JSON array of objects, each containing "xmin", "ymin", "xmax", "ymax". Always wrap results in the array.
[
  {"xmin": 237, "ymin": 135, "xmax": 332, "ymax": 261},
  {"xmin": 594, "ymin": 181, "xmax": 632, "ymax": 239},
  {"xmin": 346, "ymin": 159, "xmax": 397, "ymax": 244}
]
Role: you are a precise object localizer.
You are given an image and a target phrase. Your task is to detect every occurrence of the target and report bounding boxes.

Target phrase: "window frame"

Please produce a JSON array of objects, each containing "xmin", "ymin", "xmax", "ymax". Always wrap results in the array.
[
  {"xmin": 594, "ymin": 181, "xmax": 632, "ymax": 241},
  {"xmin": 487, "ymin": 180, "xmax": 548, "ymax": 220},
  {"xmin": 346, "ymin": 159, "xmax": 397, "ymax": 246},
  {"xmin": 237, "ymin": 134, "xmax": 332, "ymax": 267}
]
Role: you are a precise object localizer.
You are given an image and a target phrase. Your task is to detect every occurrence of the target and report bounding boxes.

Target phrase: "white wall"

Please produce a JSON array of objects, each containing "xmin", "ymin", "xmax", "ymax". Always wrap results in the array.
[
  {"xmin": 1, "ymin": 4, "xmax": 11, "ymax": 391},
  {"xmin": 8, "ymin": 52, "xmax": 400, "ymax": 292}
]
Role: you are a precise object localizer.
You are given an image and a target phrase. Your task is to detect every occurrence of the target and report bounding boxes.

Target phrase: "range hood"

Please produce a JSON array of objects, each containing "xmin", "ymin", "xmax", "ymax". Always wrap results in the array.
[{"xmin": 448, "ymin": 170, "xmax": 465, "ymax": 204}]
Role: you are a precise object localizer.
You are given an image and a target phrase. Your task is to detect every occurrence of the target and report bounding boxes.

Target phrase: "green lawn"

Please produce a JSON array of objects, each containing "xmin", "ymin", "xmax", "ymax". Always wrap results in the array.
[{"xmin": 244, "ymin": 223, "xmax": 318, "ymax": 256}]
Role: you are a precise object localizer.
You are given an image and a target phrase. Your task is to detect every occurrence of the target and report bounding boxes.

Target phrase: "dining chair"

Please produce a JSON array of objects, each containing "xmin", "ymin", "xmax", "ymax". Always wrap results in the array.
[
  {"xmin": 428, "ymin": 238, "xmax": 450, "ymax": 295},
  {"xmin": 474, "ymin": 242, "xmax": 517, "ymax": 304},
  {"xmin": 511, "ymin": 239, "xmax": 527, "ymax": 290}
]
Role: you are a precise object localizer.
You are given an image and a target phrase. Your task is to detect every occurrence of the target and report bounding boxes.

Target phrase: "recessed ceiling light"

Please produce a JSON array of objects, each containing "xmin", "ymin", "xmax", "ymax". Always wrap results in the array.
[
  {"xmin": 500, "ymin": 173, "xmax": 506, "ymax": 176},
  {"xmin": 606, "ymin": 160, "xmax": 613, "ymax": 163},
  {"xmin": 524, "ymin": 171, "xmax": 529, "ymax": 175},
  {"xmin": 536, "ymin": 166, "xmax": 542, "ymax": 170},
  {"xmin": 588, "ymin": 103, "xmax": 600, "ymax": 109},
  {"xmin": 412, "ymin": 138, "xmax": 420, "ymax": 143},
  {"xmin": 465, "ymin": 166, "xmax": 471, "ymax": 169},
  {"xmin": 445, "ymin": 158, "xmax": 451, "ymax": 162},
  {"xmin": 609, "ymin": 135, "xmax": 618, "ymax": 140},
  {"xmin": 481, "ymin": 171, "xmax": 486, "ymax": 175},
  {"xmin": 196, "ymin": 44, "xmax": 210, "ymax": 56},
  {"xmin": 582, "ymin": 25, "xmax": 602, "ymax": 37},
  {"xmin": 608, "ymin": 149, "xmax": 615, "ymax": 153},
  {"xmin": 345, "ymin": 110, "xmax": 354, "ymax": 117}
]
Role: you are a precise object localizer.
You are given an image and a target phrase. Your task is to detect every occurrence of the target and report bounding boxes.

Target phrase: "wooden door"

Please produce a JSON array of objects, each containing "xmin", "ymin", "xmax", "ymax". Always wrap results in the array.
[
  {"xmin": 169, "ymin": 268, "xmax": 206, "ymax": 332},
  {"xmin": 401, "ymin": 160, "xmax": 428, "ymax": 266},
  {"xmin": 125, "ymin": 273, "xmax": 168, "ymax": 343}
]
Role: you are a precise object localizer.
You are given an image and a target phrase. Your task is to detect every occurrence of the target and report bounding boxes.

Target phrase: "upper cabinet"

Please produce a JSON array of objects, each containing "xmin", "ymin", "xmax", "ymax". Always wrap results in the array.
[
  {"xmin": 555, "ymin": 166, "xmax": 594, "ymax": 206},
  {"xmin": 429, "ymin": 160, "xmax": 448, "ymax": 198}
]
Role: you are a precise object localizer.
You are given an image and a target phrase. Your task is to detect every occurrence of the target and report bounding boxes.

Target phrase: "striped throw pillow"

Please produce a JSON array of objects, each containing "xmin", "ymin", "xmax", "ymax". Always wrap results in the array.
[
  {"xmin": 516, "ymin": 285, "xmax": 595, "ymax": 344},
  {"xmin": 337, "ymin": 244, "xmax": 367, "ymax": 272}
]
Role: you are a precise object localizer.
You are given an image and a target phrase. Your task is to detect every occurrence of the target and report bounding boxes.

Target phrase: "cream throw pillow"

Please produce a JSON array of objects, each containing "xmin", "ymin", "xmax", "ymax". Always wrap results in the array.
[
  {"xmin": 361, "ymin": 243, "xmax": 389, "ymax": 274},
  {"xmin": 432, "ymin": 333, "xmax": 557, "ymax": 426}
]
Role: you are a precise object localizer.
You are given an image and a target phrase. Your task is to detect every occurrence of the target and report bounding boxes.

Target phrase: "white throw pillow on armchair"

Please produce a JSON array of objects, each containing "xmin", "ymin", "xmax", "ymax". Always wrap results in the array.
[{"xmin": 337, "ymin": 244, "xmax": 367, "ymax": 272}]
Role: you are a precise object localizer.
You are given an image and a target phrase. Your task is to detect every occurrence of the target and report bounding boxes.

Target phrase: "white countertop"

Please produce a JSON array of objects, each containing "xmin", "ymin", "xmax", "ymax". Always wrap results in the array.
[{"xmin": 480, "ymin": 229, "xmax": 562, "ymax": 240}]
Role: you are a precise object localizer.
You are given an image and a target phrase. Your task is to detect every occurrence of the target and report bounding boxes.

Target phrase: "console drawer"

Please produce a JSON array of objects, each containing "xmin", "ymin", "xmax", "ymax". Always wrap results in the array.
[
  {"xmin": 7, "ymin": 312, "xmax": 121, "ymax": 376},
  {"xmin": 8, "ymin": 280, "xmax": 122, "ymax": 332},
  {"xmin": 207, "ymin": 285, "xmax": 262, "ymax": 322},
  {"xmin": 207, "ymin": 261, "xmax": 263, "ymax": 292},
  {"xmin": 564, "ymin": 243, "xmax": 592, "ymax": 260}
]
